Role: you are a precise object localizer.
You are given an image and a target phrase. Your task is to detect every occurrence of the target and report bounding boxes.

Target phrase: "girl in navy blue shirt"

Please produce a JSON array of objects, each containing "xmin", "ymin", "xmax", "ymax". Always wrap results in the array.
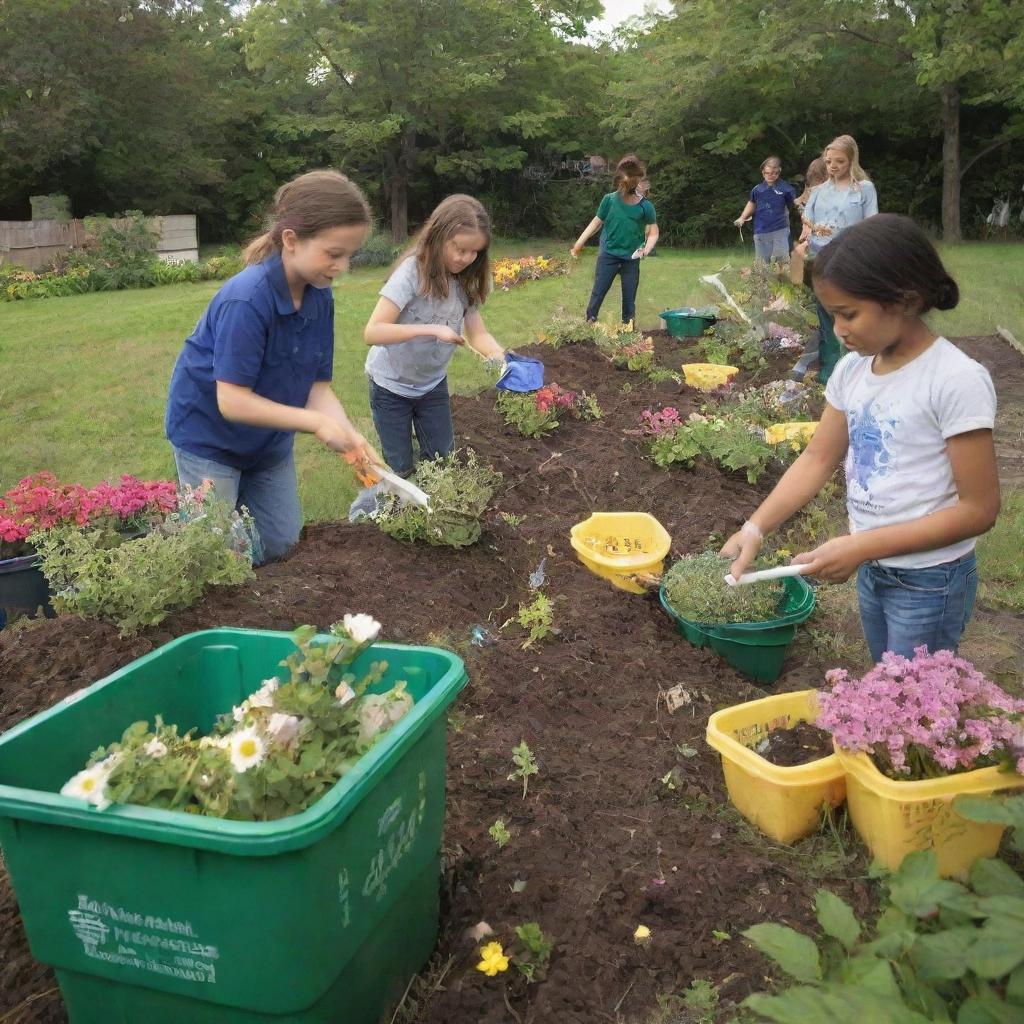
[
  {"xmin": 734, "ymin": 156, "xmax": 797, "ymax": 264},
  {"xmin": 166, "ymin": 170, "xmax": 377, "ymax": 563}
]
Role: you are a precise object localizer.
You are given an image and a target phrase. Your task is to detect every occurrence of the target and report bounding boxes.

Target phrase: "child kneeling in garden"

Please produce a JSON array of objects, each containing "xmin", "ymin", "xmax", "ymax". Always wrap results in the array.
[{"xmin": 721, "ymin": 214, "xmax": 1000, "ymax": 662}]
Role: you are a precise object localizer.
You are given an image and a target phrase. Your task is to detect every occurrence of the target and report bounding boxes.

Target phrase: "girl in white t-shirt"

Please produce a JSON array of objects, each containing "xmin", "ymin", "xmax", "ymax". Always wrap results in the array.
[{"xmin": 721, "ymin": 214, "xmax": 1000, "ymax": 662}]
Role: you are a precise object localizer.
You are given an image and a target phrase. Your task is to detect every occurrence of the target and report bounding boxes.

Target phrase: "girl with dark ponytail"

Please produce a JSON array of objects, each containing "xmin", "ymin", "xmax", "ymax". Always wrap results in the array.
[
  {"xmin": 721, "ymin": 214, "xmax": 1000, "ymax": 663},
  {"xmin": 166, "ymin": 170, "xmax": 378, "ymax": 563},
  {"xmin": 571, "ymin": 154, "xmax": 659, "ymax": 326}
]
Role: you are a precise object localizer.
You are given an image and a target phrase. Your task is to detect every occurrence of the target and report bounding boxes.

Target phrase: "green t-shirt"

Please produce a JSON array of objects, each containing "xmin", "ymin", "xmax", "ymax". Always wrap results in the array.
[{"xmin": 596, "ymin": 192, "xmax": 657, "ymax": 258}]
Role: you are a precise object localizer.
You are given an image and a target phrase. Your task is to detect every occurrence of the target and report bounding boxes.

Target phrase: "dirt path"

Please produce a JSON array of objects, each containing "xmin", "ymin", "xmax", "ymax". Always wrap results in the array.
[{"xmin": 1, "ymin": 333, "xmax": 1021, "ymax": 1024}]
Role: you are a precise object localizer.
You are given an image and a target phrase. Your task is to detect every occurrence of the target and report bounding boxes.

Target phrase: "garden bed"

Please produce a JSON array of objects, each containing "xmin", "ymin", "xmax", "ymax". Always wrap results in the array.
[{"xmin": 1, "ymin": 332, "xmax": 1019, "ymax": 1023}]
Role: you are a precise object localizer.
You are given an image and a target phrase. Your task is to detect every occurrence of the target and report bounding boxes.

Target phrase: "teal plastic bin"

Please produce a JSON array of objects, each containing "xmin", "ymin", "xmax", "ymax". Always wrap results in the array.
[
  {"xmin": 659, "ymin": 576, "xmax": 815, "ymax": 682},
  {"xmin": 0, "ymin": 628, "xmax": 467, "ymax": 1023},
  {"xmin": 659, "ymin": 307, "xmax": 718, "ymax": 338}
]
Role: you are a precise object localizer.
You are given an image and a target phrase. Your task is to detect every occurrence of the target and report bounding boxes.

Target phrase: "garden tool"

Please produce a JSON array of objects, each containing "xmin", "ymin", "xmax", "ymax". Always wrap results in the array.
[
  {"xmin": 700, "ymin": 271, "xmax": 752, "ymax": 324},
  {"xmin": 724, "ymin": 563, "xmax": 812, "ymax": 587},
  {"xmin": 343, "ymin": 451, "xmax": 431, "ymax": 509}
]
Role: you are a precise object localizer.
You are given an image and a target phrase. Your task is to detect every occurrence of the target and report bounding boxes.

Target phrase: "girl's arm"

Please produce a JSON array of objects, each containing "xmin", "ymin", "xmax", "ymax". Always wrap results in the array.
[
  {"xmin": 571, "ymin": 216, "xmax": 603, "ymax": 257},
  {"xmin": 216, "ymin": 381, "xmax": 373, "ymax": 455},
  {"xmin": 720, "ymin": 405, "xmax": 849, "ymax": 577},
  {"xmin": 462, "ymin": 309, "xmax": 505, "ymax": 360},
  {"xmin": 641, "ymin": 222, "xmax": 660, "ymax": 255},
  {"xmin": 364, "ymin": 296, "xmax": 463, "ymax": 347},
  {"xmin": 734, "ymin": 200, "xmax": 755, "ymax": 226},
  {"xmin": 794, "ymin": 429, "xmax": 999, "ymax": 582}
]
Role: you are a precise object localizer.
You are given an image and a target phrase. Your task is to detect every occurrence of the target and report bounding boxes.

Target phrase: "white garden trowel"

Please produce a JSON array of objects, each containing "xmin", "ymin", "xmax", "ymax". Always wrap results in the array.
[
  {"xmin": 724, "ymin": 563, "xmax": 812, "ymax": 587},
  {"xmin": 344, "ymin": 452, "xmax": 431, "ymax": 510}
]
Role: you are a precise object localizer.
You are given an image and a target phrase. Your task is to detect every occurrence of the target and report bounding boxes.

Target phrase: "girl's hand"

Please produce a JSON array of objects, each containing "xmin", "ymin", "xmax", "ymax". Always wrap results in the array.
[
  {"xmin": 793, "ymin": 239, "xmax": 809, "ymax": 258},
  {"xmin": 792, "ymin": 536, "xmax": 866, "ymax": 583},
  {"xmin": 315, "ymin": 416, "xmax": 372, "ymax": 456},
  {"xmin": 433, "ymin": 325, "xmax": 464, "ymax": 345},
  {"xmin": 733, "ymin": 217, "xmax": 746, "ymax": 227},
  {"xmin": 720, "ymin": 528, "xmax": 763, "ymax": 582},
  {"xmin": 570, "ymin": 244, "xmax": 583, "ymax": 258}
]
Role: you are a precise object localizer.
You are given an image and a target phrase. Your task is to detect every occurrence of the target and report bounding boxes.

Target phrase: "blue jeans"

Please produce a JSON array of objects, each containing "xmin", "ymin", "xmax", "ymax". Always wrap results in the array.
[
  {"xmin": 754, "ymin": 228, "xmax": 790, "ymax": 263},
  {"xmin": 172, "ymin": 446, "xmax": 301, "ymax": 565},
  {"xmin": 586, "ymin": 250, "xmax": 641, "ymax": 324},
  {"xmin": 368, "ymin": 377, "xmax": 454, "ymax": 477},
  {"xmin": 856, "ymin": 552, "xmax": 979, "ymax": 663}
]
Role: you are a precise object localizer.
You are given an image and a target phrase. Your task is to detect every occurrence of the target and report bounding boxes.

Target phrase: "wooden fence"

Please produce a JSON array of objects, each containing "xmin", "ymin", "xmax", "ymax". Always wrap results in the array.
[{"xmin": 0, "ymin": 215, "xmax": 198, "ymax": 271}]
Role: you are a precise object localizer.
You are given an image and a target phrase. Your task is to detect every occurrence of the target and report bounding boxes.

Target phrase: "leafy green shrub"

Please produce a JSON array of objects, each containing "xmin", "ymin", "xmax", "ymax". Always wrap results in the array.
[
  {"xmin": 32, "ymin": 491, "xmax": 254, "ymax": 634},
  {"xmin": 541, "ymin": 312, "xmax": 600, "ymax": 348},
  {"xmin": 375, "ymin": 450, "xmax": 501, "ymax": 547},
  {"xmin": 742, "ymin": 818, "xmax": 1024, "ymax": 1024},
  {"xmin": 662, "ymin": 551, "xmax": 784, "ymax": 624},
  {"xmin": 496, "ymin": 384, "xmax": 601, "ymax": 438},
  {"xmin": 351, "ymin": 229, "xmax": 399, "ymax": 268},
  {"xmin": 648, "ymin": 414, "xmax": 778, "ymax": 483}
]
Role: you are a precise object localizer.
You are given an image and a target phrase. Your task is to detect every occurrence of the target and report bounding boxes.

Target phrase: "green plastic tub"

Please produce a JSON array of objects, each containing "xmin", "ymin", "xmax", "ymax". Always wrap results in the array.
[
  {"xmin": 659, "ymin": 576, "xmax": 816, "ymax": 682},
  {"xmin": 659, "ymin": 307, "xmax": 718, "ymax": 338},
  {"xmin": 0, "ymin": 628, "xmax": 467, "ymax": 1024}
]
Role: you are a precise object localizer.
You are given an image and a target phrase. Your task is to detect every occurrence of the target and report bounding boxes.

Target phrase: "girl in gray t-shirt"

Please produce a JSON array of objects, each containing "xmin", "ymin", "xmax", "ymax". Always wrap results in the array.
[{"xmin": 363, "ymin": 195, "xmax": 505, "ymax": 476}]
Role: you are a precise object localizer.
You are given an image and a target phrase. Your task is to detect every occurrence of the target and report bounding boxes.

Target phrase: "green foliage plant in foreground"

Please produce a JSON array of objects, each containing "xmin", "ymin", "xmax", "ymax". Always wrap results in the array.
[
  {"xmin": 31, "ymin": 486, "xmax": 254, "ymax": 634},
  {"xmin": 59, "ymin": 616, "xmax": 412, "ymax": 821},
  {"xmin": 495, "ymin": 384, "xmax": 602, "ymax": 438},
  {"xmin": 648, "ymin": 412, "xmax": 781, "ymax": 483},
  {"xmin": 662, "ymin": 551, "xmax": 784, "ymax": 625},
  {"xmin": 741, "ymin": 795, "xmax": 1024, "ymax": 1024},
  {"xmin": 374, "ymin": 449, "xmax": 502, "ymax": 548}
]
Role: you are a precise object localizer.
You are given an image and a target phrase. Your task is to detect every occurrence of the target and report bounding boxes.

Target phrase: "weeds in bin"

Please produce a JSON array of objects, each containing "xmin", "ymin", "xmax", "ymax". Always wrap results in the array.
[
  {"xmin": 489, "ymin": 818, "xmax": 511, "ymax": 848},
  {"xmin": 510, "ymin": 591, "xmax": 554, "ymax": 648},
  {"xmin": 662, "ymin": 551, "xmax": 784, "ymax": 624},
  {"xmin": 511, "ymin": 922, "xmax": 553, "ymax": 982},
  {"xmin": 508, "ymin": 741, "xmax": 539, "ymax": 799}
]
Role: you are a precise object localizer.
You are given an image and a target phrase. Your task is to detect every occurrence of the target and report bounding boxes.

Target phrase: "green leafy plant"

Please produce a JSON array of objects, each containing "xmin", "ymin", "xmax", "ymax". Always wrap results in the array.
[
  {"xmin": 539, "ymin": 313, "xmax": 599, "ymax": 348},
  {"xmin": 513, "ymin": 591, "xmax": 554, "ymax": 648},
  {"xmin": 511, "ymin": 922, "xmax": 553, "ymax": 982},
  {"xmin": 350, "ymin": 229, "xmax": 400, "ymax": 268},
  {"xmin": 662, "ymin": 551, "xmax": 784, "ymax": 624},
  {"xmin": 741, "ymin": 842, "xmax": 1024, "ymax": 1023},
  {"xmin": 508, "ymin": 740, "xmax": 539, "ymax": 799},
  {"xmin": 375, "ymin": 450, "xmax": 501, "ymax": 548},
  {"xmin": 648, "ymin": 414, "xmax": 779, "ymax": 483},
  {"xmin": 489, "ymin": 819, "xmax": 511, "ymax": 848},
  {"xmin": 499, "ymin": 511, "xmax": 524, "ymax": 528},
  {"xmin": 31, "ymin": 487, "xmax": 254, "ymax": 634},
  {"xmin": 495, "ymin": 384, "xmax": 601, "ymax": 438}
]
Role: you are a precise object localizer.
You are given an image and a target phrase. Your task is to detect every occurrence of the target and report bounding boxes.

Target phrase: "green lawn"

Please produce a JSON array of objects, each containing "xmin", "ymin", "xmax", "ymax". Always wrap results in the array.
[{"xmin": 1, "ymin": 240, "xmax": 1022, "ymax": 521}]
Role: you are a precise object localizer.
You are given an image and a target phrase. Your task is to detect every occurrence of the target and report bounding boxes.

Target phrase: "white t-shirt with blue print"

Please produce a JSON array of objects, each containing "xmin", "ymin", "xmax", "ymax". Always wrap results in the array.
[
  {"xmin": 365, "ymin": 256, "xmax": 477, "ymax": 398},
  {"xmin": 825, "ymin": 338, "xmax": 996, "ymax": 569}
]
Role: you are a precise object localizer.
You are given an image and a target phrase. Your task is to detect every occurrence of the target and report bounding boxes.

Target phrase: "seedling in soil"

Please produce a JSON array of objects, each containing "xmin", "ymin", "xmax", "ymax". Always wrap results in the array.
[
  {"xmin": 500, "ymin": 511, "xmax": 524, "ymax": 527},
  {"xmin": 512, "ymin": 922, "xmax": 552, "ymax": 982},
  {"xmin": 509, "ymin": 591, "xmax": 554, "ymax": 648},
  {"xmin": 508, "ymin": 741, "xmax": 539, "ymax": 799},
  {"xmin": 489, "ymin": 818, "xmax": 511, "ymax": 848}
]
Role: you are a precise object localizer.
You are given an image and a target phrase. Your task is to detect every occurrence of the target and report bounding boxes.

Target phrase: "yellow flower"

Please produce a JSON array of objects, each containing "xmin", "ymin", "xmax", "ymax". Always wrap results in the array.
[{"xmin": 476, "ymin": 941, "xmax": 510, "ymax": 976}]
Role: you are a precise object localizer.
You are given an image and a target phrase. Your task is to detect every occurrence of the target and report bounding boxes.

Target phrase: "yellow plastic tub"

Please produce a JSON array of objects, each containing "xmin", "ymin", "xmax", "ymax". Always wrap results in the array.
[
  {"xmin": 834, "ymin": 747, "xmax": 1024, "ymax": 878},
  {"xmin": 706, "ymin": 690, "xmax": 846, "ymax": 844},
  {"xmin": 569, "ymin": 512, "xmax": 671, "ymax": 594},
  {"xmin": 681, "ymin": 363, "xmax": 739, "ymax": 391},
  {"xmin": 765, "ymin": 421, "xmax": 819, "ymax": 446}
]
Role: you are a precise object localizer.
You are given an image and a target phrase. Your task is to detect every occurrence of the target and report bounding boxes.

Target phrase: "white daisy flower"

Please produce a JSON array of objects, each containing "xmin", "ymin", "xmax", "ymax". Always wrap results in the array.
[
  {"xmin": 335, "ymin": 682, "xmax": 356, "ymax": 706},
  {"xmin": 144, "ymin": 737, "xmax": 168, "ymax": 759},
  {"xmin": 229, "ymin": 728, "xmax": 266, "ymax": 773},
  {"xmin": 343, "ymin": 614, "xmax": 381, "ymax": 645},
  {"xmin": 61, "ymin": 763, "xmax": 114, "ymax": 810},
  {"xmin": 267, "ymin": 713, "xmax": 301, "ymax": 748},
  {"xmin": 248, "ymin": 677, "xmax": 279, "ymax": 710}
]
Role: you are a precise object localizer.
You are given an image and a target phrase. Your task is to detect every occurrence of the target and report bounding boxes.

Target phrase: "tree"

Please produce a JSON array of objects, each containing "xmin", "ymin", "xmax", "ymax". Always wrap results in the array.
[{"xmin": 243, "ymin": 0, "xmax": 602, "ymax": 240}]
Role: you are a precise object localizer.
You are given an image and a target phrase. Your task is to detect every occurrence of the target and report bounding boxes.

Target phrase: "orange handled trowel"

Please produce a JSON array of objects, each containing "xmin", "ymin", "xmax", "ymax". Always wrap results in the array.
[{"xmin": 344, "ymin": 450, "xmax": 431, "ymax": 510}]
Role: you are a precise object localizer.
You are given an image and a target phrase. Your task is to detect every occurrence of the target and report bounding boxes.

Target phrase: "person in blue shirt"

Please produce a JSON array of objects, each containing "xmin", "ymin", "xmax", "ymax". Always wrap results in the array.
[
  {"xmin": 165, "ymin": 170, "xmax": 378, "ymax": 563},
  {"xmin": 734, "ymin": 156, "xmax": 798, "ymax": 264}
]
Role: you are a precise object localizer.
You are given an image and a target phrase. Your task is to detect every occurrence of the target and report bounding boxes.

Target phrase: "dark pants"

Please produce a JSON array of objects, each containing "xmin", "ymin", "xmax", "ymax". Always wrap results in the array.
[
  {"xmin": 368, "ymin": 377, "xmax": 454, "ymax": 477},
  {"xmin": 586, "ymin": 250, "xmax": 641, "ymax": 324},
  {"xmin": 814, "ymin": 298, "xmax": 843, "ymax": 385}
]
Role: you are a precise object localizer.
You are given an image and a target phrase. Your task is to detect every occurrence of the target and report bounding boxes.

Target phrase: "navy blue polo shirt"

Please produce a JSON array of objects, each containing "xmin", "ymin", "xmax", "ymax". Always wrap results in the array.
[
  {"xmin": 750, "ymin": 180, "xmax": 797, "ymax": 234},
  {"xmin": 165, "ymin": 252, "xmax": 334, "ymax": 470}
]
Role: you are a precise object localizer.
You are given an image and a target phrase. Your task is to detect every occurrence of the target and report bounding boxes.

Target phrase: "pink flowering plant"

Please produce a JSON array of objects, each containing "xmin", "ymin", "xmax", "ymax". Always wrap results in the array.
[
  {"xmin": 637, "ymin": 406, "xmax": 683, "ymax": 438},
  {"xmin": 0, "ymin": 471, "xmax": 177, "ymax": 558},
  {"xmin": 817, "ymin": 646, "xmax": 1024, "ymax": 780},
  {"xmin": 496, "ymin": 384, "xmax": 602, "ymax": 438}
]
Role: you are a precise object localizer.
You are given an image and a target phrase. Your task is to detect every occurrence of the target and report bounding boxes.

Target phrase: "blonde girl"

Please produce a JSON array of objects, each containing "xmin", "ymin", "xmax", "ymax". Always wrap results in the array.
[
  {"xmin": 363, "ymin": 195, "xmax": 504, "ymax": 477},
  {"xmin": 166, "ymin": 170, "xmax": 376, "ymax": 563}
]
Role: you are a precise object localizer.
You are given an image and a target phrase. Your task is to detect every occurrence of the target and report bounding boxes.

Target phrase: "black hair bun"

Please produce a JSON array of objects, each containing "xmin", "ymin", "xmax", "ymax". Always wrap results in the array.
[{"xmin": 935, "ymin": 276, "xmax": 959, "ymax": 311}]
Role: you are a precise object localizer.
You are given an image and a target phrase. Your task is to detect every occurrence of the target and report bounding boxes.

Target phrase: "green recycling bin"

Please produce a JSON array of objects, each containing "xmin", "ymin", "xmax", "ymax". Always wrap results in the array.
[{"xmin": 0, "ymin": 628, "xmax": 468, "ymax": 1023}]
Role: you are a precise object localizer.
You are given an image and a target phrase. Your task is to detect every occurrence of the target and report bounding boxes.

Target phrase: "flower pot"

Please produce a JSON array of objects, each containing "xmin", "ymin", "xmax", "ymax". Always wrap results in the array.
[
  {"xmin": 659, "ymin": 576, "xmax": 815, "ymax": 682},
  {"xmin": 0, "ymin": 628, "xmax": 468, "ymax": 1023},
  {"xmin": 706, "ymin": 690, "xmax": 845, "ymax": 844},
  {"xmin": 834, "ymin": 747, "xmax": 1024, "ymax": 879},
  {"xmin": 660, "ymin": 308, "xmax": 717, "ymax": 338},
  {"xmin": 680, "ymin": 362, "xmax": 738, "ymax": 390},
  {"xmin": 570, "ymin": 512, "xmax": 671, "ymax": 594},
  {"xmin": 0, "ymin": 551, "xmax": 55, "ymax": 626}
]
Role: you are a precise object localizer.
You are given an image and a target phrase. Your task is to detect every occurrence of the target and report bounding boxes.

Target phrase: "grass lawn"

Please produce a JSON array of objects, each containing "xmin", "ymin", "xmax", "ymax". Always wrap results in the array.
[{"xmin": 1, "ymin": 239, "xmax": 1022, "ymax": 522}]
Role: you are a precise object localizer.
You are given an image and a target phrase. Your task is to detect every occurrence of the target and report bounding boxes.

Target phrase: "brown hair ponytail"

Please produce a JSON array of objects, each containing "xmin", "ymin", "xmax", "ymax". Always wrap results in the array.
[
  {"xmin": 613, "ymin": 154, "xmax": 647, "ymax": 198},
  {"xmin": 242, "ymin": 170, "xmax": 371, "ymax": 265}
]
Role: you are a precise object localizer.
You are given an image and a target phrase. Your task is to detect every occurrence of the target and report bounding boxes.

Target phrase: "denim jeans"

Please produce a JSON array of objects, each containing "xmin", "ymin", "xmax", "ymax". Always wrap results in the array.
[
  {"xmin": 586, "ymin": 250, "xmax": 641, "ymax": 324},
  {"xmin": 856, "ymin": 552, "xmax": 979, "ymax": 663},
  {"xmin": 754, "ymin": 228, "xmax": 791, "ymax": 263},
  {"xmin": 814, "ymin": 298, "xmax": 844, "ymax": 385},
  {"xmin": 368, "ymin": 377, "xmax": 454, "ymax": 477},
  {"xmin": 172, "ymin": 446, "xmax": 302, "ymax": 565}
]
